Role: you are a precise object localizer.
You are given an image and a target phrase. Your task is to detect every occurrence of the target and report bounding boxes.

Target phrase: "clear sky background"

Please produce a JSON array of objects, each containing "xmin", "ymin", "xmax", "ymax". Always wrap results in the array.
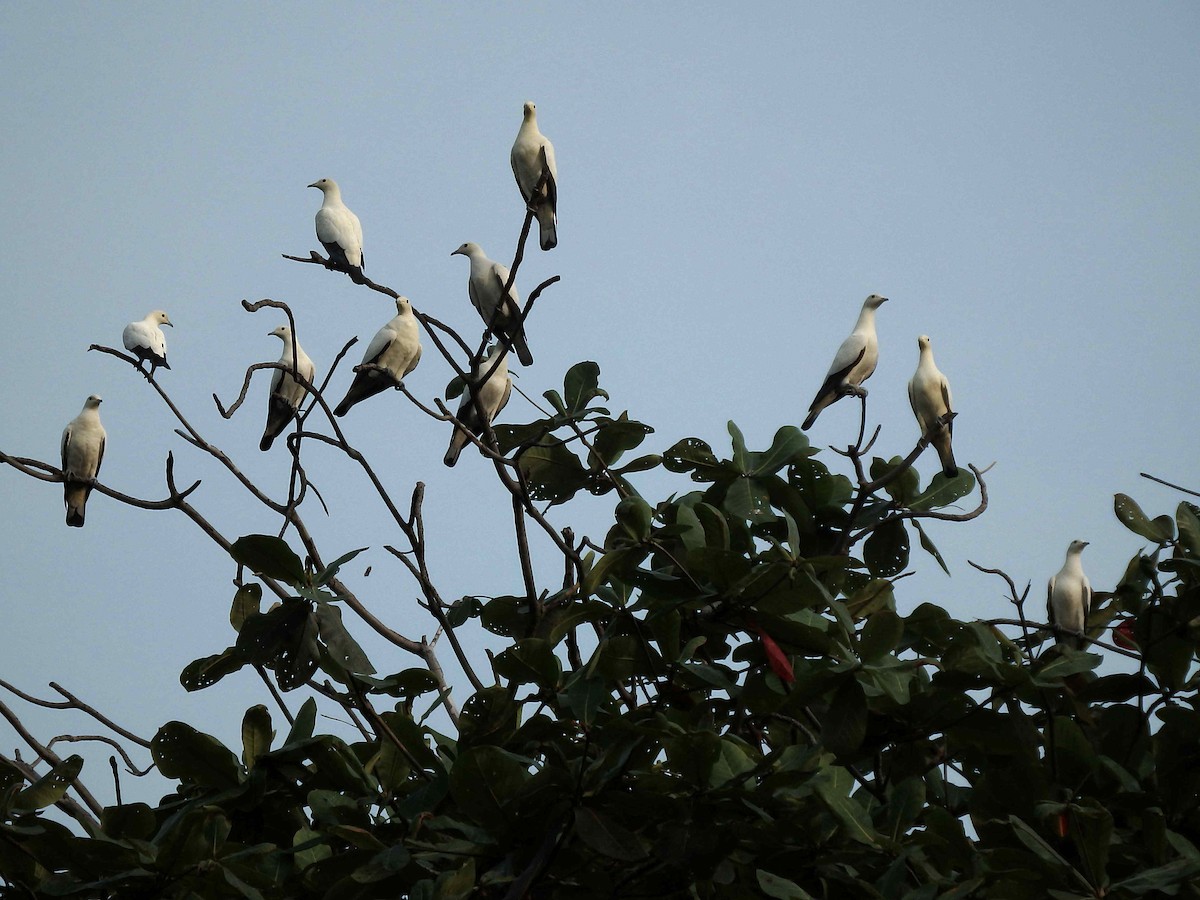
[{"xmin": 1, "ymin": 4, "xmax": 1197, "ymax": 807}]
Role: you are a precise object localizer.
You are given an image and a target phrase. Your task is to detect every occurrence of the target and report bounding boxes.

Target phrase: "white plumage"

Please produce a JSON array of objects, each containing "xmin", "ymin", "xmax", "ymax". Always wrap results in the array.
[
  {"xmin": 451, "ymin": 242, "xmax": 534, "ymax": 367},
  {"xmin": 1048, "ymin": 540, "xmax": 1092, "ymax": 649},
  {"xmin": 511, "ymin": 100, "xmax": 558, "ymax": 251},
  {"xmin": 802, "ymin": 294, "xmax": 888, "ymax": 430},
  {"xmin": 309, "ymin": 178, "xmax": 364, "ymax": 277},
  {"xmin": 444, "ymin": 348, "xmax": 513, "ymax": 467},
  {"xmin": 260, "ymin": 325, "xmax": 316, "ymax": 452},
  {"xmin": 907, "ymin": 334, "xmax": 958, "ymax": 477},
  {"xmin": 122, "ymin": 310, "xmax": 173, "ymax": 373},
  {"xmin": 335, "ymin": 297, "xmax": 423, "ymax": 417},
  {"xmin": 61, "ymin": 395, "xmax": 106, "ymax": 527}
]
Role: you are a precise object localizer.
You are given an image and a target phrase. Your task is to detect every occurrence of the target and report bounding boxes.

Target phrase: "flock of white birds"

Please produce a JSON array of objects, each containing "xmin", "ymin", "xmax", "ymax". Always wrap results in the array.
[{"xmin": 54, "ymin": 100, "xmax": 1092, "ymax": 648}]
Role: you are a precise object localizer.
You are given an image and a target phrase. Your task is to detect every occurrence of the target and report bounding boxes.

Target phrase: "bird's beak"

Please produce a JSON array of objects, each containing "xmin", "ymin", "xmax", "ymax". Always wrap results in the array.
[
  {"xmin": 450, "ymin": 248, "xmax": 462, "ymax": 257},
  {"xmin": 1081, "ymin": 541, "xmax": 1090, "ymax": 548},
  {"xmin": 307, "ymin": 181, "xmax": 319, "ymax": 189},
  {"xmin": 164, "ymin": 321, "xmax": 174, "ymax": 328}
]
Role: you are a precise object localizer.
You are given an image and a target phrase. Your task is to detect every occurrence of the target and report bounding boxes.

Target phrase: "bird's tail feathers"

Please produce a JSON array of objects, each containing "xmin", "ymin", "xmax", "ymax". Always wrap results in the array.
[
  {"xmin": 512, "ymin": 333, "xmax": 534, "ymax": 367},
  {"xmin": 444, "ymin": 432, "xmax": 467, "ymax": 467},
  {"xmin": 537, "ymin": 206, "xmax": 557, "ymax": 251},
  {"xmin": 64, "ymin": 483, "xmax": 88, "ymax": 527},
  {"xmin": 934, "ymin": 434, "xmax": 958, "ymax": 478}
]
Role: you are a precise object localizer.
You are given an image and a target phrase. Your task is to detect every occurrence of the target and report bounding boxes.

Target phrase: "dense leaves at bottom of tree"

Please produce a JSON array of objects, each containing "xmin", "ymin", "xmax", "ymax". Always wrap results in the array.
[{"xmin": 3, "ymin": 365, "xmax": 1200, "ymax": 899}]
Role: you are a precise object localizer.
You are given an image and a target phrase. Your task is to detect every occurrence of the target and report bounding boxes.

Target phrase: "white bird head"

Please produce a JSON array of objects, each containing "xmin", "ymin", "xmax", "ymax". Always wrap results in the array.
[
  {"xmin": 1068, "ymin": 540, "xmax": 1090, "ymax": 554},
  {"xmin": 307, "ymin": 178, "xmax": 339, "ymax": 194},
  {"xmin": 917, "ymin": 334, "xmax": 931, "ymax": 349},
  {"xmin": 395, "ymin": 296, "xmax": 412, "ymax": 315},
  {"xmin": 451, "ymin": 242, "xmax": 482, "ymax": 258},
  {"xmin": 523, "ymin": 101, "xmax": 537, "ymax": 119},
  {"xmin": 148, "ymin": 310, "xmax": 173, "ymax": 328},
  {"xmin": 864, "ymin": 294, "xmax": 889, "ymax": 310},
  {"xmin": 269, "ymin": 325, "xmax": 293, "ymax": 342},
  {"xmin": 84, "ymin": 395, "xmax": 103, "ymax": 409}
]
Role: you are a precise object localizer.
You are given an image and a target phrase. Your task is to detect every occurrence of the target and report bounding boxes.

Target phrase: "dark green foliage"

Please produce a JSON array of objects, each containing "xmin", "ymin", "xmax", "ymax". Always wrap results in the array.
[{"xmin": 3, "ymin": 366, "xmax": 1200, "ymax": 899}]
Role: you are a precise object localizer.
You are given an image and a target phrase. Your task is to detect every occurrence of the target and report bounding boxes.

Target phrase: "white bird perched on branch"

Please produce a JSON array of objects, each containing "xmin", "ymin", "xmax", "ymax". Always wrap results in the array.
[
  {"xmin": 335, "ymin": 297, "xmax": 422, "ymax": 417},
  {"xmin": 802, "ymin": 294, "xmax": 888, "ymax": 430},
  {"xmin": 308, "ymin": 178, "xmax": 364, "ymax": 279},
  {"xmin": 451, "ymin": 242, "xmax": 534, "ymax": 367},
  {"xmin": 1048, "ymin": 540, "xmax": 1092, "ymax": 649},
  {"xmin": 511, "ymin": 100, "xmax": 558, "ymax": 251},
  {"xmin": 444, "ymin": 348, "xmax": 512, "ymax": 468},
  {"xmin": 907, "ymin": 334, "xmax": 957, "ymax": 477},
  {"xmin": 260, "ymin": 325, "xmax": 316, "ymax": 452},
  {"xmin": 61, "ymin": 395, "xmax": 106, "ymax": 527},
  {"xmin": 122, "ymin": 310, "xmax": 173, "ymax": 374}
]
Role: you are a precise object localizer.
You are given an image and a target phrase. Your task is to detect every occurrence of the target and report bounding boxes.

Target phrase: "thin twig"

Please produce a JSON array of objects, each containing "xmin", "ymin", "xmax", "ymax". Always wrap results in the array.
[{"xmin": 47, "ymin": 735, "xmax": 154, "ymax": 776}]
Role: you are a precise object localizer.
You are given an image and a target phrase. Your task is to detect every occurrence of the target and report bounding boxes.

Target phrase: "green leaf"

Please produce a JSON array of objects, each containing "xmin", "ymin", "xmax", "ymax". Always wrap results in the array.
[
  {"xmin": 590, "ymin": 414, "xmax": 653, "ymax": 468},
  {"xmin": 180, "ymin": 646, "xmax": 247, "ymax": 691},
  {"xmin": 752, "ymin": 426, "xmax": 812, "ymax": 476},
  {"xmin": 1067, "ymin": 800, "xmax": 1112, "ymax": 890},
  {"xmin": 434, "ymin": 857, "xmax": 476, "ymax": 900},
  {"xmin": 613, "ymin": 453, "xmax": 662, "ymax": 475},
  {"xmin": 909, "ymin": 469, "xmax": 976, "ymax": 512},
  {"xmin": 494, "ymin": 419, "xmax": 553, "ymax": 454},
  {"xmin": 860, "ymin": 608, "xmax": 904, "ymax": 663},
  {"xmin": 563, "ymin": 360, "xmax": 607, "ymax": 414},
  {"xmin": 722, "ymin": 474, "xmax": 775, "ymax": 524},
  {"xmin": 911, "ymin": 519, "xmax": 950, "ymax": 575},
  {"xmin": 563, "ymin": 672, "xmax": 610, "ymax": 726},
  {"xmin": 662, "ymin": 437, "xmax": 730, "ymax": 482},
  {"xmin": 285, "ymin": 697, "xmax": 317, "ymax": 746},
  {"xmin": 517, "ymin": 440, "xmax": 588, "ymax": 505},
  {"xmin": 351, "ymin": 843, "xmax": 411, "ymax": 884},
  {"xmin": 1114, "ymin": 493, "xmax": 1173, "ymax": 543},
  {"xmin": 448, "ymin": 746, "xmax": 530, "ymax": 830},
  {"xmin": 231, "ymin": 534, "xmax": 307, "ymax": 586},
  {"xmin": 845, "ymin": 578, "xmax": 895, "ymax": 620},
  {"xmin": 614, "ymin": 495, "xmax": 653, "ymax": 543},
  {"xmin": 241, "ymin": 704, "xmax": 273, "ymax": 768},
  {"xmin": 315, "ymin": 546, "xmax": 368, "ymax": 586},
  {"xmin": 457, "ymin": 686, "xmax": 521, "ymax": 747},
  {"xmin": 813, "ymin": 767, "xmax": 880, "ymax": 846},
  {"xmin": 100, "ymin": 802, "xmax": 156, "ymax": 841},
  {"xmin": 492, "ymin": 638, "xmax": 562, "ymax": 688},
  {"xmin": 12, "ymin": 755, "xmax": 83, "ymax": 812},
  {"xmin": 1111, "ymin": 857, "xmax": 1200, "ymax": 894},
  {"xmin": 292, "ymin": 826, "xmax": 331, "ymax": 870},
  {"xmin": 1006, "ymin": 815, "xmax": 1080, "ymax": 879},
  {"xmin": 573, "ymin": 807, "xmax": 648, "ymax": 861},
  {"xmin": 230, "ymin": 583, "xmax": 262, "ymax": 632},
  {"xmin": 152, "ymin": 721, "xmax": 241, "ymax": 788},
  {"xmin": 871, "ymin": 455, "xmax": 919, "ymax": 504},
  {"xmin": 863, "ymin": 518, "xmax": 910, "ymax": 578},
  {"xmin": 728, "ymin": 420, "xmax": 750, "ymax": 472},
  {"xmin": 790, "ymin": 457, "xmax": 854, "ymax": 510},
  {"xmin": 314, "ymin": 599, "xmax": 376, "ymax": 675},
  {"xmin": 1178, "ymin": 502, "xmax": 1200, "ymax": 560},
  {"xmin": 821, "ymin": 678, "xmax": 867, "ymax": 757},
  {"xmin": 757, "ymin": 870, "xmax": 816, "ymax": 899},
  {"xmin": 884, "ymin": 777, "xmax": 925, "ymax": 841}
]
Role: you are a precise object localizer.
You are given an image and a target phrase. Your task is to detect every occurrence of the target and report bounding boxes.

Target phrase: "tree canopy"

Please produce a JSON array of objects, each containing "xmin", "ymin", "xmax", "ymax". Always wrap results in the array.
[{"xmin": 2, "ymin": 122, "xmax": 1200, "ymax": 900}]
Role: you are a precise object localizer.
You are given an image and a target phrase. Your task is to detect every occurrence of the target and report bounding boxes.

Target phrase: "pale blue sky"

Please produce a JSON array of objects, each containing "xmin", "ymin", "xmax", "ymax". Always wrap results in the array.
[{"xmin": 1, "ymin": 4, "xmax": 1197, "ymax": 805}]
